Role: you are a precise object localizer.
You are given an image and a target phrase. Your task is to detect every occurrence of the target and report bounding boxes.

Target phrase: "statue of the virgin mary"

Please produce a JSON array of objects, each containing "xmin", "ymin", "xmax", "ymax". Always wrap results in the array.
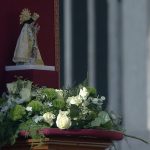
[{"xmin": 13, "ymin": 9, "xmax": 44, "ymax": 65}]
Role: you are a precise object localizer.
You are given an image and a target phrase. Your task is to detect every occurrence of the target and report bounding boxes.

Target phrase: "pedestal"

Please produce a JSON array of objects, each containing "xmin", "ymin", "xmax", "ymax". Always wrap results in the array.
[
  {"xmin": 1, "ymin": 129, "xmax": 124, "ymax": 150},
  {"xmin": 4, "ymin": 65, "xmax": 59, "ymax": 88}
]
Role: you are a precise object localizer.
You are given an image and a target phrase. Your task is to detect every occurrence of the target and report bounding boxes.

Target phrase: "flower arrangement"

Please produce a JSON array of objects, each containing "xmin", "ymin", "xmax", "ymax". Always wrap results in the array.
[{"xmin": 0, "ymin": 78, "xmax": 122, "ymax": 147}]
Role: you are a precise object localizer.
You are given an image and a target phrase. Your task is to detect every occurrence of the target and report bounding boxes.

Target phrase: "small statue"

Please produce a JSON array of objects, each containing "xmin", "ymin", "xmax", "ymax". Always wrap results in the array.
[{"xmin": 13, "ymin": 8, "xmax": 44, "ymax": 65}]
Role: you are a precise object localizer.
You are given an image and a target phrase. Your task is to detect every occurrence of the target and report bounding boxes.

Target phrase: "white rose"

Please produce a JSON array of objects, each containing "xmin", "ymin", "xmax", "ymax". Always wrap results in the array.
[
  {"xmin": 43, "ymin": 112, "xmax": 55, "ymax": 126},
  {"xmin": 55, "ymin": 89, "xmax": 63, "ymax": 98},
  {"xmin": 67, "ymin": 95, "xmax": 82, "ymax": 106},
  {"xmin": 79, "ymin": 87, "xmax": 89, "ymax": 100},
  {"xmin": 20, "ymin": 88, "xmax": 31, "ymax": 100},
  {"xmin": 56, "ymin": 110, "xmax": 72, "ymax": 129}
]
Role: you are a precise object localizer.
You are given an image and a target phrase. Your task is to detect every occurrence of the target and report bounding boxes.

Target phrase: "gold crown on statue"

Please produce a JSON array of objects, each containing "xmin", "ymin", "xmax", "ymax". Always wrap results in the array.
[
  {"xmin": 19, "ymin": 8, "xmax": 31, "ymax": 24},
  {"xmin": 19, "ymin": 8, "xmax": 40, "ymax": 24}
]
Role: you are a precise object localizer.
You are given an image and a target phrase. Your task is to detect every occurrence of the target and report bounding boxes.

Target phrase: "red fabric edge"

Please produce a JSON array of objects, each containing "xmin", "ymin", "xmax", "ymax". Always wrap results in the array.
[{"xmin": 19, "ymin": 128, "xmax": 124, "ymax": 141}]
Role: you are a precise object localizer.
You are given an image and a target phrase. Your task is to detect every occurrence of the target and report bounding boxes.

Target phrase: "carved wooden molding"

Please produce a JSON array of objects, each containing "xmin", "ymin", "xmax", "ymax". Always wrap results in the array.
[{"xmin": 2, "ymin": 137, "xmax": 112, "ymax": 150}]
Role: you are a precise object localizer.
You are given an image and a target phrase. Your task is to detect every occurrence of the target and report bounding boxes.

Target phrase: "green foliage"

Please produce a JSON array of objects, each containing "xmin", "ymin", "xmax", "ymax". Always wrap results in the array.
[
  {"xmin": 85, "ymin": 111, "xmax": 97, "ymax": 121},
  {"xmin": 86, "ymin": 87, "xmax": 97, "ymax": 97},
  {"xmin": 100, "ymin": 121, "xmax": 113, "ymax": 130},
  {"xmin": 91, "ymin": 111, "xmax": 111, "ymax": 127},
  {"xmin": 87, "ymin": 103, "xmax": 99, "ymax": 113},
  {"xmin": 19, "ymin": 119, "xmax": 48, "ymax": 140},
  {"xmin": 52, "ymin": 98, "xmax": 65, "ymax": 109},
  {"xmin": 9, "ymin": 105, "xmax": 26, "ymax": 121},
  {"xmin": 98, "ymin": 111, "xmax": 111, "ymax": 124},
  {"xmin": 70, "ymin": 105, "xmax": 81, "ymax": 118},
  {"xmin": 28, "ymin": 100, "xmax": 43, "ymax": 113},
  {"xmin": 41, "ymin": 88, "xmax": 57, "ymax": 101},
  {"xmin": 0, "ymin": 119, "xmax": 19, "ymax": 147},
  {"xmin": 0, "ymin": 97, "xmax": 5, "ymax": 105}
]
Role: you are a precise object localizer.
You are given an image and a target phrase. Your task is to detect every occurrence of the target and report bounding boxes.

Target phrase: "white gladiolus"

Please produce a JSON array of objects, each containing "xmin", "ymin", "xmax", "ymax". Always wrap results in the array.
[
  {"xmin": 67, "ymin": 95, "xmax": 82, "ymax": 106},
  {"xmin": 56, "ymin": 110, "xmax": 71, "ymax": 129},
  {"xmin": 43, "ymin": 112, "xmax": 55, "ymax": 126},
  {"xmin": 79, "ymin": 87, "xmax": 89, "ymax": 100}
]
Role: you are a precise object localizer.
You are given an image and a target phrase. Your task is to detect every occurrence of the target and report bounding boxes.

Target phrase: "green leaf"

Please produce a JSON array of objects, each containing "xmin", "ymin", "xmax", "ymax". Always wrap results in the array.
[
  {"xmin": 86, "ymin": 87, "xmax": 97, "ymax": 97},
  {"xmin": 99, "ymin": 111, "xmax": 111, "ymax": 124},
  {"xmin": 91, "ymin": 111, "xmax": 111, "ymax": 127},
  {"xmin": 100, "ymin": 121, "xmax": 113, "ymax": 129}
]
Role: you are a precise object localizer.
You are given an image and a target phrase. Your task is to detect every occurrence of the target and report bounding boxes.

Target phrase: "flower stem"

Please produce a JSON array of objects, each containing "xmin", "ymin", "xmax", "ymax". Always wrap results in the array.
[{"xmin": 123, "ymin": 133, "xmax": 150, "ymax": 144}]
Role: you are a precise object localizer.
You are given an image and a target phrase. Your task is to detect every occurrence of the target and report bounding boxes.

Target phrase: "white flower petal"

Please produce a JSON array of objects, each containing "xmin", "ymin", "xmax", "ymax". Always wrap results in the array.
[
  {"xmin": 26, "ymin": 106, "xmax": 32, "ymax": 112},
  {"xmin": 56, "ymin": 110, "xmax": 71, "ymax": 129},
  {"xmin": 43, "ymin": 112, "xmax": 55, "ymax": 126},
  {"xmin": 79, "ymin": 87, "xmax": 89, "ymax": 100}
]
